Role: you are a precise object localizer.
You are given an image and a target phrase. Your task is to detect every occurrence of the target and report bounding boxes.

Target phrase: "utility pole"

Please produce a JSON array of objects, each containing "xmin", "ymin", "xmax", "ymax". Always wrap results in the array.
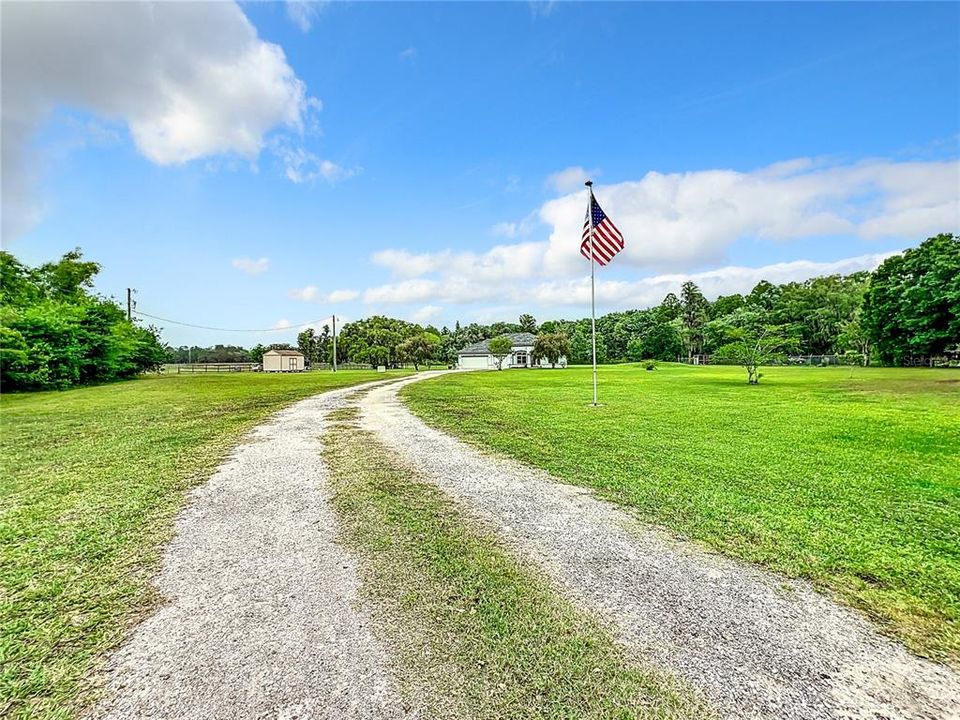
[
  {"xmin": 126, "ymin": 288, "xmax": 133, "ymax": 322},
  {"xmin": 332, "ymin": 315, "xmax": 338, "ymax": 373}
]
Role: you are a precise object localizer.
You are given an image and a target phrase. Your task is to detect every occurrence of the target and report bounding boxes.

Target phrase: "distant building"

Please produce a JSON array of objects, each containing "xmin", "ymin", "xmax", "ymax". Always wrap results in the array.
[
  {"xmin": 262, "ymin": 349, "xmax": 305, "ymax": 372},
  {"xmin": 456, "ymin": 332, "xmax": 566, "ymax": 370}
]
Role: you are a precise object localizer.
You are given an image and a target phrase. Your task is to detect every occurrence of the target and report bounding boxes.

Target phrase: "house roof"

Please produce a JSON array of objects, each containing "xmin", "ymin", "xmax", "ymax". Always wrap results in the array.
[
  {"xmin": 457, "ymin": 332, "xmax": 537, "ymax": 355},
  {"xmin": 263, "ymin": 349, "xmax": 304, "ymax": 357}
]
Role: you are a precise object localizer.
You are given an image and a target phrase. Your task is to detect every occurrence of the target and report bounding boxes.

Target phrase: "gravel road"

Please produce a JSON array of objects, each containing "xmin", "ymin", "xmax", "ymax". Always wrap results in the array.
[
  {"xmin": 361, "ymin": 372, "xmax": 960, "ymax": 720},
  {"xmin": 92, "ymin": 381, "xmax": 410, "ymax": 720}
]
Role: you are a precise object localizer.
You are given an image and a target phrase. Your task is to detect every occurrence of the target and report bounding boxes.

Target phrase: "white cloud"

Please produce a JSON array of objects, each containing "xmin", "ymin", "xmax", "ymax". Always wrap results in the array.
[
  {"xmin": 412, "ymin": 305, "xmax": 443, "ymax": 323},
  {"xmin": 321, "ymin": 160, "xmax": 359, "ymax": 183},
  {"xmin": 538, "ymin": 157, "xmax": 959, "ymax": 275},
  {"xmin": 289, "ymin": 286, "xmax": 359, "ymax": 303},
  {"xmin": 371, "ymin": 250, "xmax": 443, "ymax": 279},
  {"xmin": 526, "ymin": 252, "xmax": 897, "ymax": 309},
  {"xmin": 364, "ymin": 279, "xmax": 443, "ymax": 305},
  {"xmin": 276, "ymin": 143, "xmax": 360, "ymax": 184},
  {"xmin": 286, "ymin": 1, "xmax": 326, "ymax": 32},
  {"xmin": 490, "ymin": 210, "xmax": 540, "ymax": 238},
  {"xmin": 491, "ymin": 222, "xmax": 521, "ymax": 238},
  {"xmin": 546, "ymin": 166, "xmax": 599, "ymax": 193},
  {"xmin": 362, "ymin": 252, "xmax": 895, "ymax": 312},
  {"xmin": 327, "ymin": 288, "xmax": 360, "ymax": 303},
  {"xmin": 289, "ymin": 286, "xmax": 318, "ymax": 301},
  {"xmin": 232, "ymin": 257, "xmax": 270, "ymax": 275},
  {"xmin": 360, "ymin": 156, "xmax": 955, "ymax": 313},
  {"xmin": 528, "ymin": 0, "xmax": 557, "ymax": 19},
  {"xmin": 2, "ymin": 1, "xmax": 315, "ymax": 240},
  {"xmin": 371, "ymin": 242, "xmax": 547, "ymax": 283},
  {"xmin": 273, "ymin": 319, "xmax": 292, "ymax": 330},
  {"xmin": 399, "ymin": 47, "xmax": 418, "ymax": 62}
]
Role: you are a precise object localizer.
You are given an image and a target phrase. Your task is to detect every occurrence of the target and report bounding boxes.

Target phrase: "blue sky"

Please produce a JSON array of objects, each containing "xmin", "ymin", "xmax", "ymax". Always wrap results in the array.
[{"xmin": 2, "ymin": 1, "xmax": 958, "ymax": 346}]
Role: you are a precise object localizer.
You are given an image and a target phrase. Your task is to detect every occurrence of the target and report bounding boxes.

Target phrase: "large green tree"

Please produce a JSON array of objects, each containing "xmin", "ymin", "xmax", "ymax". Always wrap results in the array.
[
  {"xmin": 710, "ymin": 293, "xmax": 745, "ymax": 319},
  {"xmin": 1, "ymin": 250, "xmax": 167, "ymax": 390},
  {"xmin": 297, "ymin": 328, "xmax": 317, "ymax": 364},
  {"xmin": 338, "ymin": 315, "xmax": 421, "ymax": 367},
  {"xmin": 596, "ymin": 309, "xmax": 652, "ymax": 361},
  {"xmin": 657, "ymin": 292, "xmax": 682, "ymax": 321},
  {"xmin": 532, "ymin": 332, "xmax": 570, "ymax": 368},
  {"xmin": 746, "ymin": 280, "xmax": 782, "ymax": 311},
  {"xmin": 438, "ymin": 322, "xmax": 489, "ymax": 365},
  {"xmin": 296, "ymin": 326, "xmax": 333, "ymax": 366},
  {"xmin": 167, "ymin": 345, "xmax": 251, "ymax": 363},
  {"xmin": 863, "ymin": 234, "xmax": 960, "ymax": 364},
  {"xmin": 568, "ymin": 326, "xmax": 607, "ymax": 365},
  {"xmin": 641, "ymin": 320, "xmax": 683, "ymax": 361},
  {"xmin": 398, "ymin": 333, "xmax": 440, "ymax": 370},
  {"xmin": 772, "ymin": 273, "xmax": 869, "ymax": 355}
]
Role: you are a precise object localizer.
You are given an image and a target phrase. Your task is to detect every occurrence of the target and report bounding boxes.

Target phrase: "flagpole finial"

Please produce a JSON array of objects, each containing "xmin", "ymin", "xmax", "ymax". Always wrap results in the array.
[{"xmin": 584, "ymin": 180, "xmax": 593, "ymax": 187}]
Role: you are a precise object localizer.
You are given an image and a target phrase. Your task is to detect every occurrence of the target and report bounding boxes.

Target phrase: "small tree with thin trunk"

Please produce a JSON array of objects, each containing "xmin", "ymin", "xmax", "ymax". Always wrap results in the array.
[
  {"xmin": 488, "ymin": 335, "xmax": 513, "ymax": 370},
  {"xmin": 837, "ymin": 310, "xmax": 871, "ymax": 367},
  {"xmin": 398, "ymin": 333, "xmax": 437, "ymax": 371},
  {"xmin": 714, "ymin": 327, "xmax": 796, "ymax": 384}
]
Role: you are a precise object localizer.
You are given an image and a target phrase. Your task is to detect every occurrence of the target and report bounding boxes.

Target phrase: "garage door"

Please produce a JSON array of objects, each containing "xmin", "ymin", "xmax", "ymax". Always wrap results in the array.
[{"xmin": 459, "ymin": 355, "xmax": 489, "ymax": 370}]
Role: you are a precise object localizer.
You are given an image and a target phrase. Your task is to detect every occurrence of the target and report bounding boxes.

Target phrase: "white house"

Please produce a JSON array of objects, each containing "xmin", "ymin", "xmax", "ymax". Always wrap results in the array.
[
  {"xmin": 262, "ymin": 349, "xmax": 305, "ymax": 372},
  {"xmin": 457, "ymin": 332, "xmax": 566, "ymax": 370}
]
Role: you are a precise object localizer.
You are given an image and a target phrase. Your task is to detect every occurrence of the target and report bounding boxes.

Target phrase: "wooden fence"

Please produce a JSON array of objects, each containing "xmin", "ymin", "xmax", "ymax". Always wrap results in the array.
[
  {"xmin": 309, "ymin": 362, "xmax": 375, "ymax": 371},
  {"xmin": 684, "ymin": 354, "xmax": 958, "ymax": 368},
  {"xmin": 165, "ymin": 363, "xmax": 258, "ymax": 373},
  {"xmin": 690, "ymin": 354, "xmax": 859, "ymax": 366}
]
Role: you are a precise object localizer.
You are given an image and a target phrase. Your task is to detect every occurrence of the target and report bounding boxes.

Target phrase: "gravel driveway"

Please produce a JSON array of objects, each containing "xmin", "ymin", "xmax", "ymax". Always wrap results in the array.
[
  {"xmin": 362, "ymin": 372, "xmax": 960, "ymax": 720},
  {"xmin": 92, "ymin": 381, "xmax": 409, "ymax": 720}
]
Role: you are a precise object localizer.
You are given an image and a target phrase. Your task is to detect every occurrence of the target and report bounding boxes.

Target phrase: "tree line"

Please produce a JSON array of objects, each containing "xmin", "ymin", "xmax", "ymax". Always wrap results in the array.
[
  {"xmin": 337, "ymin": 233, "xmax": 956, "ymax": 371},
  {"xmin": 3, "ymin": 234, "xmax": 955, "ymax": 390},
  {"xmin": 542, "ymin": 233, "xmax": 956, "ymax": 368}
]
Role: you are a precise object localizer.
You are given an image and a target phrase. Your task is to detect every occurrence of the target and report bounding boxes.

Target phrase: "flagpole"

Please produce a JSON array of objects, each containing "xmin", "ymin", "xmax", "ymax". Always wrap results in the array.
[{"xmin": 586, "ymin": 180, "xmax": 598, "ymax": 406}]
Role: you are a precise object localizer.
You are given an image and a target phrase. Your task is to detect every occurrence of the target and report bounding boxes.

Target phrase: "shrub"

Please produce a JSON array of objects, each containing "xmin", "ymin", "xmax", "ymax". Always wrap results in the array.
[{"xmin": 0, "ymin": 250, "xmax": 167, "ymax": 391}]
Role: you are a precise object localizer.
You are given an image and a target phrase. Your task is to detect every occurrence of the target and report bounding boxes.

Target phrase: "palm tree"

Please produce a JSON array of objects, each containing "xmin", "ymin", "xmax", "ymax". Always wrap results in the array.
[{"xmin": 519, "ymin": 314, "xmax": 537, "ymax": 333}]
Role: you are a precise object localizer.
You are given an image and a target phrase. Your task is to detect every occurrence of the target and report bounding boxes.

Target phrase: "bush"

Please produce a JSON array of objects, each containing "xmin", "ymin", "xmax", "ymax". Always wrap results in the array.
[
  {"xmin": 642, "ymin": 359, "xmax": 657, "ymax": 371},
  {"xmin": 0, "ymin": 250, "xmax": 167, "ymax": 391}
]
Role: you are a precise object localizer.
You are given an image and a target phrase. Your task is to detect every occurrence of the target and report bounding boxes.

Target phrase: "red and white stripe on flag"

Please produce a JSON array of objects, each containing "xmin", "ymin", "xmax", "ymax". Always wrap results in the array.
[{"xmin": 580, "ymin": 197, "xmax": 624, "ymax": 266}]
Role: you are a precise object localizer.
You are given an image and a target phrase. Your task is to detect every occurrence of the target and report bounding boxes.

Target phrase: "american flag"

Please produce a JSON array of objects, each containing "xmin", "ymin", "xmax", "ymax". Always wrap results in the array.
[{"xmin": 580, "ymin": 195, "xmax": 624, "ymax": 266}]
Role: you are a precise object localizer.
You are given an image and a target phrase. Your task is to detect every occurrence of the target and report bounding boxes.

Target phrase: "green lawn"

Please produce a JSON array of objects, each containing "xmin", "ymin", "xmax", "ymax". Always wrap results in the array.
[
  {"xmin": 402, "ymin": 364, "xmax": 960, "ymax": 667},
  {"xmin": 0, "ymin": 370, "xmax": 405, "ymax": 719}
]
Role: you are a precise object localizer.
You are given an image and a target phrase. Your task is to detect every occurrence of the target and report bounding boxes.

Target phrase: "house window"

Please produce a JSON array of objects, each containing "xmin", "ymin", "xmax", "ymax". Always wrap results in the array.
[{"xmin": 514, "ymin": 350, "xmax": 528, "ymax": 367}]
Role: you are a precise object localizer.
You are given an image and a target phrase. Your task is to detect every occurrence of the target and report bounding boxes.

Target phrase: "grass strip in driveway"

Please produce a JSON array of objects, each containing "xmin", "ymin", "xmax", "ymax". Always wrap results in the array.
[
  {"xmin": 324, "ymin": 407, "xmax": 711, "ymax": 720},
  {"xmin": 0, "ymin": 371, "xmax": 407, "ymax": 720}
]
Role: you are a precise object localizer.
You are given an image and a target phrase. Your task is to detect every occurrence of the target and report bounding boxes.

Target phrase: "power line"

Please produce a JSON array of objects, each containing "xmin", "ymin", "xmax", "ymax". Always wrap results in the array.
[{"xmin": 134, "ymin": 310, "xmax": 335, "ymax": 333}]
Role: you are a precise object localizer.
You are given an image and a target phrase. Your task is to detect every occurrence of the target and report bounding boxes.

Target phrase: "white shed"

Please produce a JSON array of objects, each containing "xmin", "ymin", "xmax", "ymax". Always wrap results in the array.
[{"xmin": 262, "ymin": 349, "xmax": 305, "ymax": 372}]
